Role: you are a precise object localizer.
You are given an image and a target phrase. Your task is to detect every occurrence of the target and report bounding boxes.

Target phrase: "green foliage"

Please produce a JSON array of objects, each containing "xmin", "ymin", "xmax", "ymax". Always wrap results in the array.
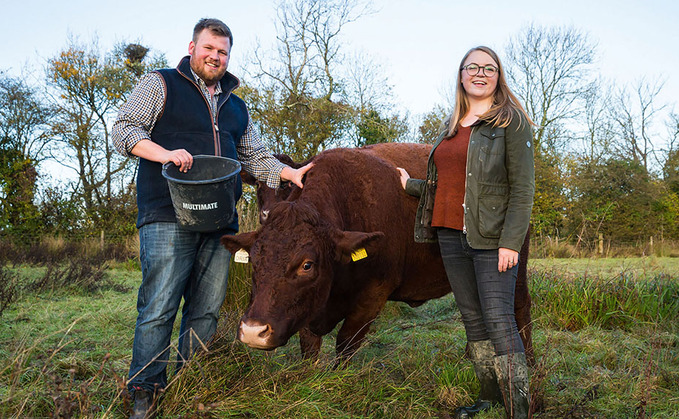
[
  {"xmin": 531, "ymin": 151, "xmax": 567, "ymax": 237},
  {"xmin": 416, "ymin": 105, "xmax": 447, "ymax": 144},
  {"xmin": 354, "ymin": 108, "xmax": 409, "ymax": 147},
  {"xmin": 0, "ymin": 152, "xmax": 42, "ymax": 239},
  {"xmin": 245, "ymin": 84, "xmax": 352, "ymax": 161},
  {"xmin": 38, "ymin": 185, "xmax": 86, "ymax": 236},
  {"xmin": 45, "ymin": 38, "xmax": 166, "ymax": 239},
  {"xmin": 566, "ymin": 157, "xmax": 665, "ymax": 245},
  {"xmin": 663, "ymin": 147, "xmax": 679, "ymax": 195},
  {"xmin": 0, "ymin": 73, "xmax": 51, "ymax": 240}
]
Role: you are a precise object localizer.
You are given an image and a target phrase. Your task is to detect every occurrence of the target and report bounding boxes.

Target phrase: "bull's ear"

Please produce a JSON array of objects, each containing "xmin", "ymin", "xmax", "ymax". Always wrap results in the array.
[
  {"xmin": 240, "ymin": 170, "xmax": 257, "ymax": 185},
  {"xmin": 221, "ymin": 231, "xmax": 258, "ymax": 254},
  {"xmin": 256, "ymin": 181, "xmax": 282, "ymax": 210},
  {"xmin": 333, "ymin": 230, "xmax": 385, "ymax": 264}
]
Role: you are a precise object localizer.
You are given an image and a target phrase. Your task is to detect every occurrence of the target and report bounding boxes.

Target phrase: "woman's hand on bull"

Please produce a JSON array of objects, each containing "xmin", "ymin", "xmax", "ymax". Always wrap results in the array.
[
  {"xmin": 165, "ymin": 149, "xmax": 193, "ymax": 173},
  {"xmin": 498, "ymin": 247, "xmax": 519, "ymax": 272},
  {"xmin": 281, "ymin": 162, "xmax": 315, "ymax": 188},
  {"xmin": 396, "ymin": 167, "xmax": 410, "ymax": 190}
]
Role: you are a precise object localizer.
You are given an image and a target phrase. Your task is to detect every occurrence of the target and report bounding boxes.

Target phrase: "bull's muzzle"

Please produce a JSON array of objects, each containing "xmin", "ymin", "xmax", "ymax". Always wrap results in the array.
[{"xmin": 237, "ymin": 319, "xmax": 276, "ymax": 350}]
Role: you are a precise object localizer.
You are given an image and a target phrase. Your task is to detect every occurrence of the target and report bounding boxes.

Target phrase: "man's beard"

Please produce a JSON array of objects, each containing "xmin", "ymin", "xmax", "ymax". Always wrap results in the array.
[{"xmin": 190, "ymin": 58, "xmax": 226, "ymax": 85}]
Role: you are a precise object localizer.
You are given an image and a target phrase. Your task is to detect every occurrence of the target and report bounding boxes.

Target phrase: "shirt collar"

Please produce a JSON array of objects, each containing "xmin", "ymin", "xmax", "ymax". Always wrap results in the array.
[{"xmin": 189, "ymin": 67, "xmax": 223, "ymax": 96}]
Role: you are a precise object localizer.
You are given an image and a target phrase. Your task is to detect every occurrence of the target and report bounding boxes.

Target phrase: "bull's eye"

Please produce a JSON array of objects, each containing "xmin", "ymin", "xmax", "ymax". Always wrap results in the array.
[{"xmin": 302, "ymin": 261, "xmax": 313, "ymax": 271}]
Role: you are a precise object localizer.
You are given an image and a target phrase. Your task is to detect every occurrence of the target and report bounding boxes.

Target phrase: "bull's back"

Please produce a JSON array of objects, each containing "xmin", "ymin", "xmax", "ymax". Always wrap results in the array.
[
  {"xmin": 349, "ymin": 143, "xmax": 451, "ymax": 304},
  {"xmin": 361, "ymin": 142, "xmax": 430, "ymax": 179}
]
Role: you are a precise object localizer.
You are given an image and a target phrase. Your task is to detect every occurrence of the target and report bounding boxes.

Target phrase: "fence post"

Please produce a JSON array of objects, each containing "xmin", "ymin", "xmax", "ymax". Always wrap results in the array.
[
  {"xmin": 100, "ymin": 230, "xmax": 105, "ymax": 252},
  {"xmin": 598, "ymin": 233, "xmax": 603, "ymax": 255},
  {"xmin": 650, "ymin": 236, "xmax": 654, "ymax": 255}
]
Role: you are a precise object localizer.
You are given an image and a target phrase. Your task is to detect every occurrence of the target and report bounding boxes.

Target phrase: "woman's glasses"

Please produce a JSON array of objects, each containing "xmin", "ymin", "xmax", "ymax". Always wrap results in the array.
[{"xmin": 460, "ymin": 63, "xmax": 499, "ymax": 77}]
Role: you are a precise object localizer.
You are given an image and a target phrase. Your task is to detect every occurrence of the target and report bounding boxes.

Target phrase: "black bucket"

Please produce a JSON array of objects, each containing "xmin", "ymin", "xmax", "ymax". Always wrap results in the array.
[{"xmin": 162, "ymin": 155, "xmax": 242, "ymax": 232}]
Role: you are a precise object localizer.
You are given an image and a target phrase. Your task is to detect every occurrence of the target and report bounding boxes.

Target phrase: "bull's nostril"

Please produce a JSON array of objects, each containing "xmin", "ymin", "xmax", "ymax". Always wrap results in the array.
[
  {"xmin": 258, "ymin": 324, "xmax": 271, "ymax": 338},
  {"xmin": 238, "ymin": 321, "xmax": 274, "ymax": 348}
]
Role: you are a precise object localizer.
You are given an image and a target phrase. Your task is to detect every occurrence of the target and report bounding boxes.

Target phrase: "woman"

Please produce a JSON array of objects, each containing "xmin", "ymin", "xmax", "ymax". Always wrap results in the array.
[{"xmin": 398, "ymin": 46, "xmax": 534, "ymax": 418}]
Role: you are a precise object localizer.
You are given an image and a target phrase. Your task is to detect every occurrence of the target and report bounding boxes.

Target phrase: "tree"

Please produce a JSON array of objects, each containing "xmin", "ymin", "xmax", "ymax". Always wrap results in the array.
[
  {"xmin": 242, "ymin": 0, "xmax": 408, "ymax": 160},
  {"xmin": 343, "ymin": 53, "xmax": 409, "ymax": 147},
  {"xmin": 0, "ymin": 72, "xmax": 52, "ymax": 163},
  {"xmin": 610, "ymin": 78, "xmax": 666, "ymax": 173},
  {"xmin": 578, "ymin": 79, "xmax": 615, "ymax": 166},
  {"xmin": 505, "ymin": 24, "xmax": 596, "ymax": 154},
  {"xmin": 504, "ymin": 24, "xmax": 596, "ymax": 237},
  {"xmin": 0, "ymin": 71, "xmax": 53, "ymax": 239},
  {"xmin": 46, "ymin": 37, "xmax": 165, "ymax": 228},
  {"xmin": 416, "ymin": 105, "xmax": 448, "ymax": 144},
  {"xmin": 567, "ymin": 157, "xmax": 663, "ymax": 245},
  {"xmin": 663, "ymin": 112, "xmax": 679, "ymax": 194}
]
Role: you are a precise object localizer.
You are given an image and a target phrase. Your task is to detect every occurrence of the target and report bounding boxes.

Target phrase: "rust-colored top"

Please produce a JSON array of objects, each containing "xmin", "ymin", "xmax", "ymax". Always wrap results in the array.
[{"xmin": 431, "ymin": 125, "xmax": 471, "ymax": 230}]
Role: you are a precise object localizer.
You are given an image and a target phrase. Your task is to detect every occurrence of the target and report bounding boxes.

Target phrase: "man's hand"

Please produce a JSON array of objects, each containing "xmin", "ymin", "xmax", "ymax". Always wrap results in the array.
[
  {"xmin": 281, "ymin": 162, "xmax": 315, "ymax": 188},
  {"xmin": 130, "ymin": 139, "xmax": 193, "ymax": 173},
  {"xmin": 164, "ymin": 149, "xmax": 193, "ymax": 173}
]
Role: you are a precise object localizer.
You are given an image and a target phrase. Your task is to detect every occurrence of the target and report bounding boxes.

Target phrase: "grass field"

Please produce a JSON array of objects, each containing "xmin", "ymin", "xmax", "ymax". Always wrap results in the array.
[{"xmin": 1, "ymin": 257, "xmax": 677, "ymax": 418}]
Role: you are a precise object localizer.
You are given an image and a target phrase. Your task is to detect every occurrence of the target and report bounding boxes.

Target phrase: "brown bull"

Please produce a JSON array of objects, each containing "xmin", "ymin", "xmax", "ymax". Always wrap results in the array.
[{"xmin": 224, "ymin": 143, "xmax": 532, "ymax": 360}]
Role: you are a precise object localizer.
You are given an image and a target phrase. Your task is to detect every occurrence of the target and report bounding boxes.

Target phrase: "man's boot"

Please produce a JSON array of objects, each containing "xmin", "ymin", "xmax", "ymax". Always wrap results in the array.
[
  {"xmin": 130, "ymin": 388, "xmax": 155, "ymax": 419},
  {"xmin": 453, "ymin": 340, "xmax": 503, "ymax": 418},
  {"xmin": 494, "ymin": 352, "xmax": 531, "ymax": 419}
]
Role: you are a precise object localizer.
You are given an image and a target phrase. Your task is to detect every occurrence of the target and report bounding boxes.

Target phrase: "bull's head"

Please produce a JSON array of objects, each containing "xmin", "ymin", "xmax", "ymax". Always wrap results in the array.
[
  {"xmin": 240, "ymin": 153, "xmax": 311, "ymax": 224},
  {"xmin": 221, "ymin": 200, "xmax": 384, "ymax": 351}
]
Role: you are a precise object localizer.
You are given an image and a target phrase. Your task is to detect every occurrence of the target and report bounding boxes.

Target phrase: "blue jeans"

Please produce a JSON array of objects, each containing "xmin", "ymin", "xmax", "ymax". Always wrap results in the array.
[
  {"xmin": 128, "ymin": 222, "xmax": 231, "ymax": 392},
  {"xmin": 437, "ymin": 228, "xmax": 524, "ymax": 355}
]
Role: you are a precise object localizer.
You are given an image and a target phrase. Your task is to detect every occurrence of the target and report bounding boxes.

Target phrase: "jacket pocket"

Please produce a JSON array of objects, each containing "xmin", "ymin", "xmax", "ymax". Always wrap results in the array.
[{"xmin": 477, "ymin": 183, "xmax": 509, "ymax": 239}]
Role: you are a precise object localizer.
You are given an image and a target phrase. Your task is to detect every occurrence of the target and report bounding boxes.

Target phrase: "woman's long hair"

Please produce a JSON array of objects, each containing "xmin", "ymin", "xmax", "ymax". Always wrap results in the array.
[{"xmin": 447, "ymin": 46, "xmax": 533, "ymax": 137}]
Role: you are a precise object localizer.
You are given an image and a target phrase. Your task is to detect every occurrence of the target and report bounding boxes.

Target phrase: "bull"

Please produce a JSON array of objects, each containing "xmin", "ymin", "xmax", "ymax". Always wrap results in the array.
[{"xmin": 222, "ymin": 143, "xmax": 532, "ymax": 361}]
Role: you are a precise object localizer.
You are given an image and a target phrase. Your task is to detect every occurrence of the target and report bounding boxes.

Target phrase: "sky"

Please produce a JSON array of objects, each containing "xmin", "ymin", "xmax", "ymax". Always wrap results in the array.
[{"xmin": 2, "ymin": 0, "xmax": 678, "ymax": 118}]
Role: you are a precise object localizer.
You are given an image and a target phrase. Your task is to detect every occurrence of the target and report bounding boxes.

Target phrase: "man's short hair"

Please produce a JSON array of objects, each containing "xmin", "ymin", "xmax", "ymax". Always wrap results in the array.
[{"xmin": 193, "ymin": 18, "xmax": 233, "ymax": 46}]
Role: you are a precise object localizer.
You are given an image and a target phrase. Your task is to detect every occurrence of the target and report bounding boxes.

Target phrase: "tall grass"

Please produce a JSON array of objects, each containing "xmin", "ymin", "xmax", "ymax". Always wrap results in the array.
[
  {"xmin": 1, "ymin": 258, "xmax": 678, "ymax": 417},
  {"xmin": 531, "ymin": 269, "xmax": 679, "ymax": 331}
]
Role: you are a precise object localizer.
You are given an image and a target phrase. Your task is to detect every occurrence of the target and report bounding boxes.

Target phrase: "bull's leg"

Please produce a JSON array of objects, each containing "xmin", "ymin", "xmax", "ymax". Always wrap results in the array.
[
  {"xmin": 514, "ymin": 293, "xmax": 533, "ymax": 364},
  {"xmin": 299, "ymin": 327, "xmax": 322, "ymax": 359},
  {"xmin": 515, "ymin": 231, "xmax": 534, "ymax": 365},
  {"xmin": 334, "ymin": 294, "xmax": 388, "ymax": 362}
]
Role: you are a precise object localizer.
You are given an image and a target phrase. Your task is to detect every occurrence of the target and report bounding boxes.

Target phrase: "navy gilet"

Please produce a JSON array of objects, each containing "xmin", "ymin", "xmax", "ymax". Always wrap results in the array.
[{"xmin": 135, "ymin": 56, "xmax": 247, "ymax": 233}]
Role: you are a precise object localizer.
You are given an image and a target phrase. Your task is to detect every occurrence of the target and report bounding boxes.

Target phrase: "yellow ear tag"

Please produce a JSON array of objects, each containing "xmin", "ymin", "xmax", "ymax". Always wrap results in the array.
[
  {"xmin": 351, "ymin": 247, "xmax": 368, "ymax": 262},
  {"xmin": 234, "ymin": 249, "xmax": 250, "ymax": 264}
]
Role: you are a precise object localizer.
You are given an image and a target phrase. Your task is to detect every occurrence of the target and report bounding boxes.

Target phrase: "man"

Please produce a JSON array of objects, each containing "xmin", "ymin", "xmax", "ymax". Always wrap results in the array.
[{"xmin": 112, "ymin": 18, "xmax": 311, "ymax": 418}]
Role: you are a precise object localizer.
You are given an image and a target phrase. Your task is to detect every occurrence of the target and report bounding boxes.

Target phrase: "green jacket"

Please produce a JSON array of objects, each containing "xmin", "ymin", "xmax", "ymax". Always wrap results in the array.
[{"xmin": 405, "ymin": 114, "xmax": 534, "ymax": 252}]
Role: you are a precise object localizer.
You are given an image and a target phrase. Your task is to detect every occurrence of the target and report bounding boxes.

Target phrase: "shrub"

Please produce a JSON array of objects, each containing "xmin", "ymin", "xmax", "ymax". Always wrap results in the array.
[{"xmin": 0, "ymin": 264, "xmax": 20, "ymax": 317}]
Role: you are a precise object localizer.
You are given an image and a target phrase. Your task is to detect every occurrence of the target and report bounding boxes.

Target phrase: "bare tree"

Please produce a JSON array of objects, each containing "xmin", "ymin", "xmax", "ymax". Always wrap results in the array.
[
  {"xmin": 669, "ymin": 112, "xmax": 679, "ymax": 151},
  {"xmin": 504, "ymin": 24, "xmax": 596, "ymax": 237},
  {"xmin": 244, "ymin": 0, "xmax": 377, "ymax": 159},
  {"xmin": 0, "ymin": 71, "xmax": 52, "ymax": 163},
  {"xmin": 343, "ymin": 52, "xmax": 409, "ymax": 146},
  {"xmin": 505, "ymin": 24, "xmax": 596, "ymax": 153},
  {"xmin": 578, "ymin": 78, "xmax": 615, "ymax": 165},
  {"xmin": 610, "ymin": 78, "xmax": 666, "ymax": 172}
]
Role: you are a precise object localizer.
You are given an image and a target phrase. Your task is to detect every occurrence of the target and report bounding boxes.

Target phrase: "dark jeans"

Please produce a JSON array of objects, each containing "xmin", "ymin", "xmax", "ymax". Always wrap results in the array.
[
  {"xmin": 437, "ymin": 228, "xmax": 524, "ymax": 355},
  {"xmin": 128, "ymin": 222, "xmax": 231, "ymax": 392}
]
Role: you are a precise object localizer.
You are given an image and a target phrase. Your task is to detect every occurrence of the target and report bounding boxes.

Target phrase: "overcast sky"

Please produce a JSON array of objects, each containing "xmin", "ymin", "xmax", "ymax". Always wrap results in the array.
[{"xmin": 2, "ymin": 0, "xmax": 678, "ymax": 118}]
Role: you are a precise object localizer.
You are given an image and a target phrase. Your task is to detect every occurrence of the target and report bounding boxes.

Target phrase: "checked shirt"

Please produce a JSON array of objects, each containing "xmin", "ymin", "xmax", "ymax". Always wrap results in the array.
[{"xmin": 112, "ymin": 67, "xmax": 286, "ymax": 189}]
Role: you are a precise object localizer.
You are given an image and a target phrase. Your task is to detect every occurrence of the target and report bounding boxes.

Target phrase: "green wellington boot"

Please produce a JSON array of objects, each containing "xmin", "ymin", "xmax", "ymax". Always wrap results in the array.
[
  {"xmin": 494, "ymin": 352, "xmax": 531, "ymax": 419},
  {"xmin": 453, "ymin": 340, "xmax": 503, "ymax": 418}
]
